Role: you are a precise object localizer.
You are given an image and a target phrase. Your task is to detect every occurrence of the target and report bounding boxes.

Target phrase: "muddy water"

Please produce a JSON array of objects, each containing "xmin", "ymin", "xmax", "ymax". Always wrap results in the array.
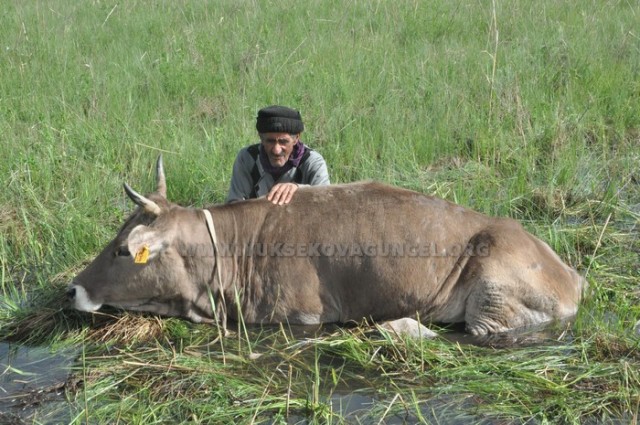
[{"xmin": 0, "ymin": 343, "xmax": 77, "ymax": 424}]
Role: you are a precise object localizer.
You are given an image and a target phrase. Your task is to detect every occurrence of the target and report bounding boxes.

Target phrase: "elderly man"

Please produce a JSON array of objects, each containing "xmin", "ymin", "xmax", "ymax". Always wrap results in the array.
[{"xmin": 226, "ymin": 105, "xmax": 330, "ymax": 205}]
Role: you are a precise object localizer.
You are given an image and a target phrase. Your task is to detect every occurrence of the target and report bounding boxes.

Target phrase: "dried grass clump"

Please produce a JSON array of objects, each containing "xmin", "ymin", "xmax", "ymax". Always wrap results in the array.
[
  {"xmin": 86, "ymin": 314, "xmax": 165, "ymax": 344},
  {"xmin": 1, "ymin": 295, "xmax": 165, "ymax": 346}
]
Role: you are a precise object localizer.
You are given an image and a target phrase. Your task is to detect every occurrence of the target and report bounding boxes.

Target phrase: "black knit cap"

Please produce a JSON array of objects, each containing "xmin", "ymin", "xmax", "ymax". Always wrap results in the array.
[{"xmin": 256, "ymin": 105, "xmax": 304, "ymax": 134}]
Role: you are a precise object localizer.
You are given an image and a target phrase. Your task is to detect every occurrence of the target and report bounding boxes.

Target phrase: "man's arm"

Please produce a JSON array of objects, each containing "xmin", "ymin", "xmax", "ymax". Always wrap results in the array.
[{"xmin": 267, "ymin": 151, "xmax": 330, "ymax": 205}]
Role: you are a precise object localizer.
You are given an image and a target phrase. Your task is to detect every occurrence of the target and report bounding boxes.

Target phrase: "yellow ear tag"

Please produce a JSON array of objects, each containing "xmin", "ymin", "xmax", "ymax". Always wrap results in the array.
[{"xmin": 134, "ymin": 246, "xmax": 150, "ymax": 264}]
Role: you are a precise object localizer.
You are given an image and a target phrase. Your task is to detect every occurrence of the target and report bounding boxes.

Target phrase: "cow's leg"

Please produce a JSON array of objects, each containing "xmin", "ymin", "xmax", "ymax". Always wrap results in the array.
[
  {"xmin": 463, "ymin": 278, "xmax": 555, "ymax": 335},
  {"xmin": 462, "ymin": 224, "xmax": 581, "ymax": 336},
  {"xmin": 377, "ymin": 318, "xmax": 438, "ymax": 339}
]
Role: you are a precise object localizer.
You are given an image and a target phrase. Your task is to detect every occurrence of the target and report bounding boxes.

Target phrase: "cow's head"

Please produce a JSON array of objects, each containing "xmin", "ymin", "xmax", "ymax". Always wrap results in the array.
[{"xmin": 67, "ymin": 156, "xmax": 217, "ymax": 323}]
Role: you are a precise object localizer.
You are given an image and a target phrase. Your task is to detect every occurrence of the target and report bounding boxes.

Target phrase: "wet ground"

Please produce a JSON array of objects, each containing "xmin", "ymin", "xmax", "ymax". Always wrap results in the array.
[
  {"xmin": 0, "ymin": 343, "xmax": 77, "ymax": 424},
  {"xmin": 0, "ymin": 320, "xmax": 613, "ymax": 424},
  {"xmin": 242, "ymin": 321, "xmax": 580, "ymax": 424}
]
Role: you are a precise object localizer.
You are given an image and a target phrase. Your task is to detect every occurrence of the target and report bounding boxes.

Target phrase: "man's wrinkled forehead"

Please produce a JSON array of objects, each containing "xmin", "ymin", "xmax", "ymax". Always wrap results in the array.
[{"xmin": 259, "ymin": 133, "xmax": 298, "ymax": 144}]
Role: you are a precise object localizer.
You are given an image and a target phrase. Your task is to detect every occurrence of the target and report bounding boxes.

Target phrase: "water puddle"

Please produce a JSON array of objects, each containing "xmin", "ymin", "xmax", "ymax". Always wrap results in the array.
[
  {"xmin": 0, "ymin": 342, "xmax": 77, "ymax": 424},
  {"xmin": 280, "ymin": 389, "xmax": 493, "ymax": 424},
  {"xmin": 440, "ymin": 320, "xmax": 576, "ymax": 348},
  {"xmin": 328, "ymin": 392, "xmax": 482, "ymax": 425}
]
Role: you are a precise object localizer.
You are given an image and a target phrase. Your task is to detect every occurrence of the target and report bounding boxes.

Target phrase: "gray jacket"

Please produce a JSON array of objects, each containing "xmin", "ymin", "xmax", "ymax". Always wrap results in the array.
[{"xmin": 226, "ymin": 144, "xmax": 330, "ymax": 203}]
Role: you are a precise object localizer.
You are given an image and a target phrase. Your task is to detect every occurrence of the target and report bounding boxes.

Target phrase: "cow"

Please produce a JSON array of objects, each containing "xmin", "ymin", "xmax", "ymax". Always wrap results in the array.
[{"xmin": 67, "ymin": 156, "xmax": 585, "ymax": 338}]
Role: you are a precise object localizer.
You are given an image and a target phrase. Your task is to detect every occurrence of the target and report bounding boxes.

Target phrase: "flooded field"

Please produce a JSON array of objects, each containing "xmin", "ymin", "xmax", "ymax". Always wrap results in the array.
[{"xmin": 0, "ymin": 317, "xmax": 637, "ymax": 424}]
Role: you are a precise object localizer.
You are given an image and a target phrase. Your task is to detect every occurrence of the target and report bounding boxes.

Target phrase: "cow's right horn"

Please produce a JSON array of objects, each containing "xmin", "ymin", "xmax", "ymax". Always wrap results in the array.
[{"xmin": 124, "ymin": 183, "xmax": 162, "ymax": 216}]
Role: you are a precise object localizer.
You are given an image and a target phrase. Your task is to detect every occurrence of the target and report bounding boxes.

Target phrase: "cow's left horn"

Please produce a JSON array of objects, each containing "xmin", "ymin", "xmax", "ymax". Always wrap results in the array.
[
  {"xmin": 155, "ymin": 155, "xmax": 167, "ymax": 198},
  {"xmin": 124, "ymin": 183, "xmax": 162, "ymax": 216}
]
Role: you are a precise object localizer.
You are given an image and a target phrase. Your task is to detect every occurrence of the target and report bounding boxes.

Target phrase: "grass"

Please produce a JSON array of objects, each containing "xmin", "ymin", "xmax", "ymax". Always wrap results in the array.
[{"xmin": 0, "ymin": 0, "xmax": 639, "ymax": 423}]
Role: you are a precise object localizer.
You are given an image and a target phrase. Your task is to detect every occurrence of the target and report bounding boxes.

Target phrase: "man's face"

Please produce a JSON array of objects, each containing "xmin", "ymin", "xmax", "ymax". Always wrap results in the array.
[{"xmin": 259, "ymin": 132, "xmax": 298, "ymax": 167}]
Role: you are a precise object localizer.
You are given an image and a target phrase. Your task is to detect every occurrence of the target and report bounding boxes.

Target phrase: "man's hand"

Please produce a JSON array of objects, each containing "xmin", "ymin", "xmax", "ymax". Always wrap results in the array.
[{"xmin": 267, "ymin": 183, "xmax": 299, "ymax": 205}]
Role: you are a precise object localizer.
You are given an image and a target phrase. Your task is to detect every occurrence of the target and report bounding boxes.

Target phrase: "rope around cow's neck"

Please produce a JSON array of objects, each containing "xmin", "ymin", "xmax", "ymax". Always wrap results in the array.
[{"xmin": 202, "ymin": 208, "xmax": 228, "ymax": 335}]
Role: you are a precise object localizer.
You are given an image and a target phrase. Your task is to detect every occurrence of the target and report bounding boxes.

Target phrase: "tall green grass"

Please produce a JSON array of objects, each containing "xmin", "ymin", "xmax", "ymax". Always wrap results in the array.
[{"xmin": 1, "ymin": 0, "xmax": 639, "ymax": 423}]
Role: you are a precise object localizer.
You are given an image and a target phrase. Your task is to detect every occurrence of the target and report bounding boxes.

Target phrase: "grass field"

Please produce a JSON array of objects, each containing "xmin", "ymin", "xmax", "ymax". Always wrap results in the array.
[{"xmin": 1, "ymin": 0, "xmax": 639, "ymax": 423}]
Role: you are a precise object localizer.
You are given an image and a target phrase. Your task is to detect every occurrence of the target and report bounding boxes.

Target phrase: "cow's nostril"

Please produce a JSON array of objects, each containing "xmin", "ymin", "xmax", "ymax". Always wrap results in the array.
[{"xmin": 66, "ymin": 287, "xmax": 76, "ymax": 300}]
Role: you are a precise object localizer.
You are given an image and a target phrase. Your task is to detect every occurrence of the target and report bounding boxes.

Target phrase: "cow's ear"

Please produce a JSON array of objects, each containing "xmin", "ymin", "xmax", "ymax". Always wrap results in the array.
[{"xmin": 127, "ymin": 225, "xmax": 168, "ymax": 263}]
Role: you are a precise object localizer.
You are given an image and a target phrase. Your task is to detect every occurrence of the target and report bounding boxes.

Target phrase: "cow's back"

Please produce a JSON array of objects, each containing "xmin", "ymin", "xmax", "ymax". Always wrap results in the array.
[{"xmin": 214, "ymin": 182, "xmax": 499, "ymax": 324}]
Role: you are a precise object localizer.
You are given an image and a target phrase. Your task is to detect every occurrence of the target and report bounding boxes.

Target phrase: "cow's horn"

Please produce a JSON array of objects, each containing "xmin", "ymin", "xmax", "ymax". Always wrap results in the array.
[
  {"xmin": 155, "ymin": 155, "xmax": 167, "ymax": 198},
  {"xmin": 124, "ymin": 183, "xmax": 162, "ymax": 216}
]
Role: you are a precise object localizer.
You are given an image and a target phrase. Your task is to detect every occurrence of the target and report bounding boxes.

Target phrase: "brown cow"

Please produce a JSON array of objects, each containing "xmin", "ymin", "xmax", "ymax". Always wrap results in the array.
[{"xmin": 67, "ymin": 157, "xmax": 584, "ymax": 337}]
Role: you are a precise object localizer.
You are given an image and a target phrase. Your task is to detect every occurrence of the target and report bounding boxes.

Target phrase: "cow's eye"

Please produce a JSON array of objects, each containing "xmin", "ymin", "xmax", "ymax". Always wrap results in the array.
[{"xmin": 116, "ymin": 246, "xmax": 131, "ymax": 257}]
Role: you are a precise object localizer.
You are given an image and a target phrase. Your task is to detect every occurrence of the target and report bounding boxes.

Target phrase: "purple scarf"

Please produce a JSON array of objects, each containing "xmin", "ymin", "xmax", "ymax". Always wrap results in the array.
[{"xmin": 259, "ymin": 141, "xmax": 308, "ymax": 181}]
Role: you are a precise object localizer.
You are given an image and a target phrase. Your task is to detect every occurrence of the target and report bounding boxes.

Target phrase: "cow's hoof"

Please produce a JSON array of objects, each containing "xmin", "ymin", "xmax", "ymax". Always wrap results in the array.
[{"xmin": 378, "ymin": 318, "xmax": 437, "ymax": 339}]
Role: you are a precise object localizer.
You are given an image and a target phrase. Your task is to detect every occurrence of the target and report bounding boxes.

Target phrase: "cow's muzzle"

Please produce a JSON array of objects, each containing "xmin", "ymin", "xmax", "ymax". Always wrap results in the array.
[{"xmin": 66, "ymin": 284, "xmax": 103, "ymax": 312}]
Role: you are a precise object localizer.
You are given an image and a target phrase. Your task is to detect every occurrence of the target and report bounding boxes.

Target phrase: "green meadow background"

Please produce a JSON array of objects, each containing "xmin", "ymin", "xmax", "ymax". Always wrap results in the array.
[{"xmin": 1, "ymin": 1, "xmax": 639, "ymax": 423}]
